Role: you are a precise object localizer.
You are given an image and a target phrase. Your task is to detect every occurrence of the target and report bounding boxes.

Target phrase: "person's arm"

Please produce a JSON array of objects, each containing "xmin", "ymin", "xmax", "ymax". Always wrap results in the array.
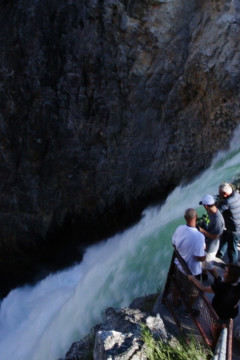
[
  {"xmin": 198, "ymin": 227, "xmax": 219, "ymax": 240},
  {"xmin": 188, "ymin": 275, "xmax": 213, "ymax": 293},
  {"xmin": 195, "ymin": 255, "xmax": 206, "ymax": 262},
  {"xmin": 194, "ymin": 237, "xmax": 206, "ymax": 261}
]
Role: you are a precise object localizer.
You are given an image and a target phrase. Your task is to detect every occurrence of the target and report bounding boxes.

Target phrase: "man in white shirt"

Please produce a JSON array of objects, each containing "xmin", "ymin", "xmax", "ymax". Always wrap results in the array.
[{"xmin": 172, "ymin": 208, "xmax": 206, "ymax": 313}]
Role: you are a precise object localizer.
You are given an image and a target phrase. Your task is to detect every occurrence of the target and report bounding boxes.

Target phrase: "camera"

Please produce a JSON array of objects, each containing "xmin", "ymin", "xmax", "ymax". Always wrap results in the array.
[{"xmin": 196, "ymin": 214, "xmax": 209, "ymax": 230}]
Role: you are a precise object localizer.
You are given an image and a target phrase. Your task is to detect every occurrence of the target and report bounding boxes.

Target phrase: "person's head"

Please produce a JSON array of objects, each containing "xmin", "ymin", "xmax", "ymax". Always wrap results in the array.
[
  {"xmin": 184, "ymin": 208, "xmax": 197, "ymax": 225},
  {"xmin": 223, "ymin": 263, "xmax": 240, "ymax": 284},
  {"xmin": 199, "ymin": 195, "xmax": 216, "ymax": 212},
  {"xmin": 219, "ymin": 183, "xmax": 233, "ymax": 198}
]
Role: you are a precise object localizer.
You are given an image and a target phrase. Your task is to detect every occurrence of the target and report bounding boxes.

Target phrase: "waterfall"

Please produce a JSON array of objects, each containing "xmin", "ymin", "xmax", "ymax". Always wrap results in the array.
[{"xmin": 0, "ymin": 126, "xmax": 240, "ymax": 360}]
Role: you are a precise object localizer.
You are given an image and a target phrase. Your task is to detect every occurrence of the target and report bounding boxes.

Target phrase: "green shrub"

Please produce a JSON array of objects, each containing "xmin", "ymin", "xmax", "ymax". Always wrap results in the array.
[{"xmin": 141, "ymin": 325, "xmax": 212, "ymax": 360}]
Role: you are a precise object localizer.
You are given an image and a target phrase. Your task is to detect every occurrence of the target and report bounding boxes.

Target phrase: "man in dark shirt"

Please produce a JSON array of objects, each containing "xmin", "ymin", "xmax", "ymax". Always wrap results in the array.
[
  {"xmin": 199, "ymin": 195, "xmax": 225, "ymax": 281},
  {"xmin": 189, "ymin": 263, "xmax": 240, "ymax": 322},
  {"xmin": 216, "ymin": 183, "xmax": 240, "ymax": 263}
]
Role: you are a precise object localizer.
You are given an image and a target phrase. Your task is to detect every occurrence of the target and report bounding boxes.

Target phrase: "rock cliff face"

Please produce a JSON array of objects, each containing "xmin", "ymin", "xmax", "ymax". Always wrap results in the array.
[{"xmin": 0, "ymin": 0, "xmax": 240, "ymax": 292}]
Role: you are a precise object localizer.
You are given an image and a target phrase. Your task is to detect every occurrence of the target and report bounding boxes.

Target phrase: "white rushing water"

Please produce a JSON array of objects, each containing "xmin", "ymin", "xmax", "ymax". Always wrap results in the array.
[{"xmin": 0, "ymin": 126, "xmax": 240, "ymax": 360}]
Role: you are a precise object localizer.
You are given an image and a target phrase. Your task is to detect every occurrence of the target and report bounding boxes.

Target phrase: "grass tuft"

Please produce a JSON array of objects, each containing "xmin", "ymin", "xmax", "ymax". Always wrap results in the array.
[{"xmin": 141, "ymin": 324, "xmax": 213, "ymax": 360}]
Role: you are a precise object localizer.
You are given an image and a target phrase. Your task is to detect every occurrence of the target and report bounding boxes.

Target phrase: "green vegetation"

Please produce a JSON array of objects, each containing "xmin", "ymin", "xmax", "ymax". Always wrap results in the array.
[{"xmin": 141, "ymin": 325, "xmax": 212, "ymax": 360}]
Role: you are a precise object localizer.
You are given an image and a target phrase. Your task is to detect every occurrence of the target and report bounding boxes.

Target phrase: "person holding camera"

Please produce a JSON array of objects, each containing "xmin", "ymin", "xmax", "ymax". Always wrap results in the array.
[{"xmin": 198, "ymin": 195, "xmax": 225, "ymax": 282}]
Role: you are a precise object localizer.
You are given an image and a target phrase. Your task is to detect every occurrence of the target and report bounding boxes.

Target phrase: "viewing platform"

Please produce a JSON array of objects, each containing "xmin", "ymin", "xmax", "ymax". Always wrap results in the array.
[{"xmin": 153, "ymin": 243, "xmax": 240, "ymax": 360}]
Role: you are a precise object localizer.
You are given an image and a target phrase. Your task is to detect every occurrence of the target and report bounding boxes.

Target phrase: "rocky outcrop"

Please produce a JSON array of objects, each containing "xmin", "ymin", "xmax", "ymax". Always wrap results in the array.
[
  {"xmin": 1, "ymin": 0, "xmax": 240, "ymax": 291},
  {"xmin": 59, "ymin": 295, "xmax": 170, "ymax": 360}
]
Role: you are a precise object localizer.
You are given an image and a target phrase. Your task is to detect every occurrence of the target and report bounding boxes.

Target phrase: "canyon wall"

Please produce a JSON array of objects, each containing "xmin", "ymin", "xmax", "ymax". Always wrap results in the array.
[{"xmin": 0, "ymin": 0, "xmax": 240, "ymax": 292}]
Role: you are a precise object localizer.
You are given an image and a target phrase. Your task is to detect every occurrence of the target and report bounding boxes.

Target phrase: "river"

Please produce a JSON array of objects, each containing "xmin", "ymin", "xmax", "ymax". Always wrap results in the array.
[{"xmin": 0, "ymin": 126, "xmax": 240, "ymax": 360}]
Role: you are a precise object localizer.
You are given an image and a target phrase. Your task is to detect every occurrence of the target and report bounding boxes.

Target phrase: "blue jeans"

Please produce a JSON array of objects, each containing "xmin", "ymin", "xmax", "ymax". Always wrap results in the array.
[{"xmin": 218, "ymin": 230, "xmax": 240, "ymax": 263}]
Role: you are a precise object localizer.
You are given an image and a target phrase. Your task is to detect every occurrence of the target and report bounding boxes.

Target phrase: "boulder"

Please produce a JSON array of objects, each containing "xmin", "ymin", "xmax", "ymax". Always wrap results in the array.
[{"xmin": 59, "ymin": 304, "xmax": 170, "ymax": 360}]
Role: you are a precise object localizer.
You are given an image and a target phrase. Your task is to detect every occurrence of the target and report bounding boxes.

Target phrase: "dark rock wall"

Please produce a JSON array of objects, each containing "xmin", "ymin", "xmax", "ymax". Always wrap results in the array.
[{"xmin": 0, "ymin": 0, "xmax": 240, "ymax": 292}]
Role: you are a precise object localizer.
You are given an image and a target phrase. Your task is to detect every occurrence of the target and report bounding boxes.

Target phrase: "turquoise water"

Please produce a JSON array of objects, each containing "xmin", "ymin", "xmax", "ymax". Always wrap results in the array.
[{"xmin": 0, "ymin": 126, "xmax": 240, "ymax": 360}]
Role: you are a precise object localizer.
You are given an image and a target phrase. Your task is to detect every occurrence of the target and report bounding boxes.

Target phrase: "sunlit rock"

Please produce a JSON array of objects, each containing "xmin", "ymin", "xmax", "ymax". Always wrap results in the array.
[{"xmin": 60, "ymin": 303, "xmax": 170, "ymax": 360}]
